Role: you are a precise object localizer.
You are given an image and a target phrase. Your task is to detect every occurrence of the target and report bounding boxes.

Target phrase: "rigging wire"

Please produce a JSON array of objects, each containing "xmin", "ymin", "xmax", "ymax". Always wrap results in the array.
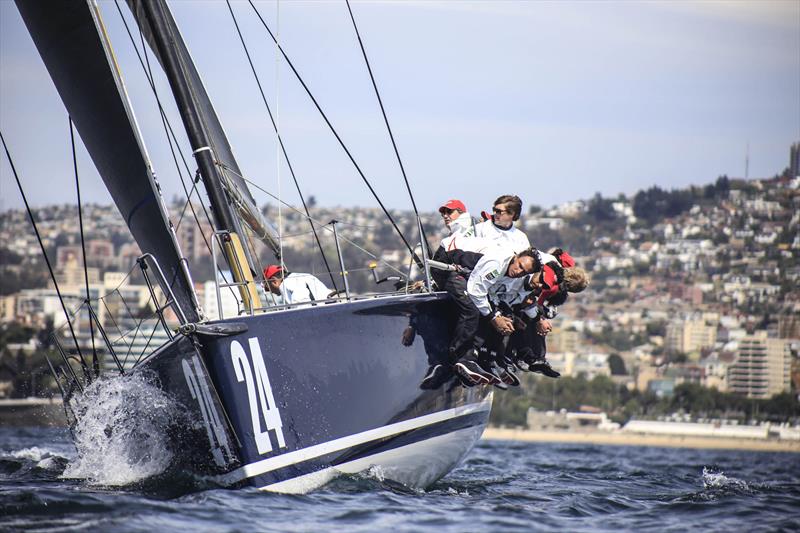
[
  {"xmin": 122, "ymin": 1, "xmax": 213, "ymax": 242},
  {"xmin": 112, "ymin": 0, "xmax": 243, "ymax": 306},
  {"xmin": 246, "ymin": 0, "xmax": 424, "ymax": 272},
  {"xmin": 0, "ymin": 130, "xmax": 91, "ymax": 380},
  {"xmin": 344, "ymin": 0, "xmax": 431, "ymax": 257},
  {"xmin": 224, "ymin": 0, "xmax": 339, "ymax": 290},
  {"xmin": 69, "ymin": 117, "xmax": 99, "ymax": 377},
  {"xmin": 275, "ymin": 0, "xmax": 284, "ymax": 277},
  {"xmin": 222, "ymin": 163, "xmax": 408, "ymax": 278}
]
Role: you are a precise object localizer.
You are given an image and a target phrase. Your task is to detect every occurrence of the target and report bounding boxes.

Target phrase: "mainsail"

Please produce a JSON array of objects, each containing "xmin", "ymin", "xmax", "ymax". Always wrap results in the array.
[{"xmin": 15, "ymin": 0, "xmax": 201, "ymax": 322}]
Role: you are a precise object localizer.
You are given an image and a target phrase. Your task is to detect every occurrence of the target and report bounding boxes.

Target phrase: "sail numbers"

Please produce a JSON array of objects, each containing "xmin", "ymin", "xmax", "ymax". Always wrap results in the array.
[
  {"xmin": 230, "ymin": 338, "xmax": 287, "ymax": 455},
  {"xmin": 182, "ymin": 355, "xmax": 235, "ymax": 467}
]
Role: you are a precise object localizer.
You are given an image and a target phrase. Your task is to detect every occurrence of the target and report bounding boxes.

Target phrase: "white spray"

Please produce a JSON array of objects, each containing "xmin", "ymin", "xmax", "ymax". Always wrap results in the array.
[{"xmin": 62, "ymin": 371, "xmax": 183, "ymax": 486}]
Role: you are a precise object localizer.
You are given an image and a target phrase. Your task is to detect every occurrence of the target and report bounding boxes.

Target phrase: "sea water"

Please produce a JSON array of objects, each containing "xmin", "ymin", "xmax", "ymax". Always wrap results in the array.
[{"xmin": 1, "ymin": 423, "xmax": 798, "ymax": 532}]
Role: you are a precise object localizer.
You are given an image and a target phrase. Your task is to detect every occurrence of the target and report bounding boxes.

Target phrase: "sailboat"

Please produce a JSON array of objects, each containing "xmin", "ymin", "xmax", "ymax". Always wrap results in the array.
[{"xmin": 13, "ymin": 0, "xmax": 492, "ymax": 492}]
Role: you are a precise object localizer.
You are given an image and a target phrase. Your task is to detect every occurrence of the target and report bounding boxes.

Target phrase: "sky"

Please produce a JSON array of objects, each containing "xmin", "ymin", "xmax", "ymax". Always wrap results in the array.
[{"xmin": 1, "ymin": 0, "xmax": 798, "ymax": 217}]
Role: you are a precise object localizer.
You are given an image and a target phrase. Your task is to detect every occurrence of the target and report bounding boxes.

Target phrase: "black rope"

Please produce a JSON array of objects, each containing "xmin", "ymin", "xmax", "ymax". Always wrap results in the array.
[
  {"xmin": 69, "ymin": 117, "xmax": 99, "ymax": 377},
  {"xmin": 344, "ymin": 0, "xmax": 431, "ymax": 257},
  {"xmin": 247, "ymin": 0, "xmax": 424, "ymax": 271},
  {"xmin": 0, "ymin": 130, "xmax": 91, "ymax": 380},
  {"xmin": 225, "ymin": 0, "xmax": 339, "ymax": 291}
]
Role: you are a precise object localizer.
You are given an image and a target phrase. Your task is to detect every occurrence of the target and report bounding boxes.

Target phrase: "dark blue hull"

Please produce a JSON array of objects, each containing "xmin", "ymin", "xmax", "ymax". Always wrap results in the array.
[{"xmin": 139, "ymin": 292, "xmax": 492, "ymax": 492}]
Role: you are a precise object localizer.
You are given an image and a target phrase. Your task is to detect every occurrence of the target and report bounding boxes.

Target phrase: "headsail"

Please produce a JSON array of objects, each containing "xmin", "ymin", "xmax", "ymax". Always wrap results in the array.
[{"xmin": 15, "ymin": 0, "xmax": 201, "ymax": 322}]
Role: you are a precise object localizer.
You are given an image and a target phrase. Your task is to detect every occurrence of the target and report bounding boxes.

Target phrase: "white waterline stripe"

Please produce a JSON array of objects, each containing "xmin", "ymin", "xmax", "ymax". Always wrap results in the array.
[
  {"xmin": 260, "ymin": 425, "xmax": 483, "ymax": 494},
  {"xmin": 217, "ymin": 398, "xmax": 492, "ymax": 485}
]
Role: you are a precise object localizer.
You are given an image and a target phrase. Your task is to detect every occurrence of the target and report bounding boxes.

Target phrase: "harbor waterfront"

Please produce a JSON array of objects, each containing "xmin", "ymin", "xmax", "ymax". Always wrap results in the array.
[
  {"xmin": 482, "ymin": 426, "xmax": 800, "ymax": 453},
  {"xmin": 0, "ymin": 397, "xmax": 66, "ymax": 427},
  {"xmin": 2, "ymin": 397, "xmax": 798, "ymax": 453}
]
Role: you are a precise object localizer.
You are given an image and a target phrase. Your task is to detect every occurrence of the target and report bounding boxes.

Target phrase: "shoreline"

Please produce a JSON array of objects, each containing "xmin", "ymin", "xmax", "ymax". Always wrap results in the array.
[
  {"xmin": 0, "ymin": 398, "xmax": 67, "ymax": 427},
  {"xmin": 482, "ymin": 427, "xmax": 800, "ymax": 453}
]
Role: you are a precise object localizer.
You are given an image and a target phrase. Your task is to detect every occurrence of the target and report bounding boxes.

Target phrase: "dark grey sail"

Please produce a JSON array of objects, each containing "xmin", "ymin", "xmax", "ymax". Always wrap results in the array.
[
  {"xmin": 15, "ymin": 0, "xmax": 201, "ymax": 322},
  {"xmin": 126, "ymin": 0, "xmax": 281, "ymax": 263}
]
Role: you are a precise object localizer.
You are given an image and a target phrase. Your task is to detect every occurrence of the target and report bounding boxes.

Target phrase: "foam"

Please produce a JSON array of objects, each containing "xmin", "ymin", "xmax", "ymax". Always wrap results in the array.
[{"xmin": 62, "ymin": 371, "xmax": 182, "ymax": 486}]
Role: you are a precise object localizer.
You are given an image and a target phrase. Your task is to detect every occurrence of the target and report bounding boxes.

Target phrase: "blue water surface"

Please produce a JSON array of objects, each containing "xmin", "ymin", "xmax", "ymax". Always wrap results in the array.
[{"xmin": 1, "ymin": 426, "xmax": 798, "ymax": 532}]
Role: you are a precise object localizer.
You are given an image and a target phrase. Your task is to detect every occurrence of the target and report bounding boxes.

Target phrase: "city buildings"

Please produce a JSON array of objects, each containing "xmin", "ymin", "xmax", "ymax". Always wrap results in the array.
[
  {"xmin": 1, "ymin": 162, "xmax": 798, "ymax": 402},
  {"xmin": 728, "ymin": 332, "xmax": 792, "ymax": 399}
]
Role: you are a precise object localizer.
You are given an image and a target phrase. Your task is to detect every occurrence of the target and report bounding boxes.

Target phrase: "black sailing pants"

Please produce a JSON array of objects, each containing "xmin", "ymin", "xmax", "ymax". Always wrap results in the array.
[
  {"xmin": 444, "ymin": 271, "xmax": 480, "ymax": 362},
  {"xmin": 508, "ymin": 317, "xmax": 547, "ymax": 362}
]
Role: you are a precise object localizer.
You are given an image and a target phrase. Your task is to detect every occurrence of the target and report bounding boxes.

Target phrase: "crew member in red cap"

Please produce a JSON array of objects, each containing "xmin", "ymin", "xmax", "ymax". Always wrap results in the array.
[
  {"xmin": 431, "ymin": 199, "xmax": 478, "ymax": 289},
  {"xmin": 438, "ymin": 199, "xmax": 477, "ymax": 249},
  {"xmin": 263, "ymin": 264, "xmax": 331, "ymax": 305},
  {"xmin": 415, "ymin": 199, "xmax": 481, "ymax": 388}
]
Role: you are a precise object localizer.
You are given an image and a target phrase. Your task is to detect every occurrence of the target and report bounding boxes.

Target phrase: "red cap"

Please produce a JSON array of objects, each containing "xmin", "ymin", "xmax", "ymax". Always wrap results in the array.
[
  {"xmin": 537, "ymin": 265, "xmax": 560, "ymax": 304},
  {"xmin": 438, "ymin": 199, "xmax": 466, "ymax": 214},
  {"xmin": 263, "ymin": 264, "xmax": 283, "ymax": 279},
  {"xmin": 558, "ymin": 250, "xmax": 576, "ymax": 268}
]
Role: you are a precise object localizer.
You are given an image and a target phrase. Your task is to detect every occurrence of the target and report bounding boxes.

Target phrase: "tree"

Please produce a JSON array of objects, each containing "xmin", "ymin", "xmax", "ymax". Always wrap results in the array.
[
  {"xmin": 608, "ymin": 354, "xmax": 627, "ymax": 375},
  {"xmin": 633, "ymin": 186, "xmax": 694, "ymax": 224},
  {"xmin": 586, "ymin": 193, "xmax": 617, "ymax": 222},
  {"xmin": 646, "ymin": 320, "xmax": 667, "ymax": 337}
]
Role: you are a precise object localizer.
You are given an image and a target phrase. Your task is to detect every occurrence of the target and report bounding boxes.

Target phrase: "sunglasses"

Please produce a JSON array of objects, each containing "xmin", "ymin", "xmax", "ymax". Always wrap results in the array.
[{"xmin": 492, "ymin": 207, "xmax": 511, "ymax": 215}]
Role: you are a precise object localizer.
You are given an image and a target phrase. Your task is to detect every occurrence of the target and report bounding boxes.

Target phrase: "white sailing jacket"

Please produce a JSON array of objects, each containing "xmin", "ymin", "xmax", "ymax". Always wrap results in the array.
[
  {"xmin": 440, "ymin": 211, "xmax": 477, "ymax": 251},
  {"xmin": 483, "ymin": 250, "xmax": 559, "ymax": 318},
  {"xmin": 280, "ymin": 273, "xmax": 331, "ymax": 305},
  {"xmin": 466, "ymin": 247, "xmax": 517, "ymax": 317},
  {"xmin": 473, "ymin": 219, "xmax": 530, "ymax": 254}
]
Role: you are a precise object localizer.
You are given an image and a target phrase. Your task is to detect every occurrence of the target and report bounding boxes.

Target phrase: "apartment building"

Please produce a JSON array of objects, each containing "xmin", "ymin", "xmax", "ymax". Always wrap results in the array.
[
  {"xmin": 728, "ymin": 332, "xmax": 792, "ymax": 399},
  {"xmin": 665, "ymin": 317, "xmax": 717, "ymax": 355}
]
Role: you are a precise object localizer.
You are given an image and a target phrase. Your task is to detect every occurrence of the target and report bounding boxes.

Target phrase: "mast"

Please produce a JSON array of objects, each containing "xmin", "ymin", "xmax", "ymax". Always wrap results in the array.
[{"xmin": 130, "ymin": 0, "xmax": 272, "ymax": 312}]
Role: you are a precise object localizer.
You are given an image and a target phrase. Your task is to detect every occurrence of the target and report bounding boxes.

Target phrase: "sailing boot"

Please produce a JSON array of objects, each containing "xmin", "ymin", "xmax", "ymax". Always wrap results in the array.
[
  {"xmin": 477, "ymin": 348, "xmax": 503, "ymax": 385},
  {"xmin": 454, "ymin": 350, "xmax": 495, "ymax": 386},
  {"xmin": 498, "ymin": 363, "xmax": 520, "ymax": 387},
  {"xmin": 514, "ymin": 347, "xmax": 534, "ymax": 372},
  {"xmin": 420, "ymin": 364, "xmax": 452, "ymax": 390},
  {"xmin": 529, "ymin": 358, "xmax": 561, "ymax": 378}
]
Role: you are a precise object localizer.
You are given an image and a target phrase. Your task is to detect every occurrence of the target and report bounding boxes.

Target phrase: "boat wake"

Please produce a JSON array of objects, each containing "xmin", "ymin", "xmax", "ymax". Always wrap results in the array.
[{"xmin": 62, "ymin": 371, "xmax": 186, "ymax": 487}]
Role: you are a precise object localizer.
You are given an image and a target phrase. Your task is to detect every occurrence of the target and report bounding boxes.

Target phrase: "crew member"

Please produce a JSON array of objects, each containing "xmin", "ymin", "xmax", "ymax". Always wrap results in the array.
[
  {"xmin": 439, "ymin": 199, "xmax": 476, "ymax": 235},
  {"xmin": 449, "ymin": 247, "xmax": 540, "ymax": 386},
  {"xmin": 505, "ymin": 250, "xmax": 589, "ymax": 378},
  {"xmin": 474, "ymin": 195, "xmax": 530, "ymax": 253},
  {"xmin": 433, "ymin": 199, "xmax": 477, "ymax": 280},
  {"xmin": 263, "ymin": 264, "xmax": 331, "ymax": 305},
  {"xmin": 413, "ymin": 199, "xmax": 478, "ymax": 388}
]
